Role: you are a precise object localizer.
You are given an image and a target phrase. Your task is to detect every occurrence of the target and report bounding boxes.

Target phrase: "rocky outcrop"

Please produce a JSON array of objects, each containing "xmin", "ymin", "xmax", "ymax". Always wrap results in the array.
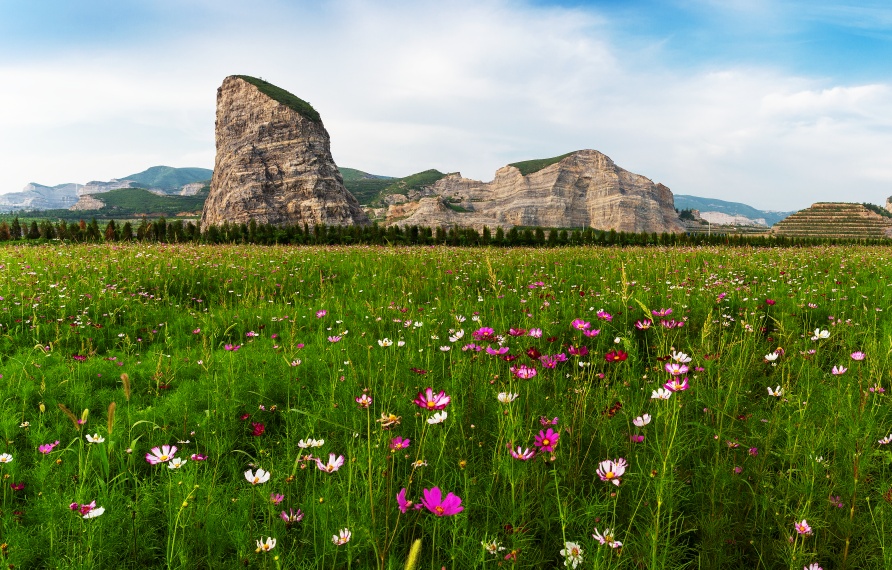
[
  {"xmin": 0, "ymin": 182, "xmax": 80, "ymax": 211},
  {"xmin": 70, "ymin": 194, "xmax": 106, "ymax": 211},
  {"xmin": 201, "ymin": 76, "xmax": 368, "ymax": 229},
  {"xmin": 385, "ymin": 150, "xmax": 684, "ymax": 233},
  {"xmin": 773, "ymin": 203, "xmax": 892, "ymax": 239}
]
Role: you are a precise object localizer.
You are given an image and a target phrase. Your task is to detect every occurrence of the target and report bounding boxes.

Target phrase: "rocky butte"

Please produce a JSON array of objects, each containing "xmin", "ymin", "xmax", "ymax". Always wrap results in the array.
[
  {"xmin": 380, "ymin": 150, "xmax": 685, "ymax": 234},
  {"xmin": 201, "ymin": 75, "xmax": 368, "ymax": 229}
]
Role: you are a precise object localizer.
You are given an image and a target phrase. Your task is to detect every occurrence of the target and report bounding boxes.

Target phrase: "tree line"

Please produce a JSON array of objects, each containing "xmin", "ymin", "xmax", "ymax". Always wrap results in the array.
[{"xmin": 0, "ymin": 216, "xmax": 887, "ymax": 248}]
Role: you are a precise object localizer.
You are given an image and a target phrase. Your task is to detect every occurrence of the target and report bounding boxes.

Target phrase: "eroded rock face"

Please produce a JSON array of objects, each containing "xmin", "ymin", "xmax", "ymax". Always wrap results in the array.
[
  {"xmin": 387, "ymin": 150, "xmax": 684, "ymax": 233},
  {"xmin": 201, "ymin": 76, "xmax": 368, "ymax": 229}
]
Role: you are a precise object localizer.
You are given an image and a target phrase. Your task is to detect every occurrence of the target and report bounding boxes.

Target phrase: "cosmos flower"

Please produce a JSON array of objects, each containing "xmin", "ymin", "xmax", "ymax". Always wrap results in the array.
[
  {"xmin": 764, "ymin": 352, "xmax": 779, "ymax": 362},
  {"xmin": 146, "ymin": 445, "xmax": 177, "ymax": 465},
  {"xmin": 596, "ymin": 458, "xmax": 628, "ymax": 486},
  {"xmin": 664, "ymin": 377, "xmax": 689, "ymax": 392},
  {"xmin": 396, "ymin": 488, "xmax": 417, "ymax": 513},
  {"xmin": 651, "ymin": 388, "xmax": 672, "ymax": 400},
  {"xmin": 633, "ymin": 414, "xmax": 652, "ymax": 427},
  {"xmin": 671, "ymin": 351, "xmax": 692, "ymax": 363},
  {"xmin": 768, "ymin": 386, "xmax": 784, "ymax": 398},
  {"xmin": 592, "ymin": 527, "xmax": 623, "ymax": 548},
  {"xmin": 167, "ymin": 457, "xmax": 187, "ymax": 469},
  {"xmin": 377, "ymin": 338, "xmax": 393, "ymax": 347},
  {"xmin": 528, "ymin": 328, "xmax": 543, "ymax": 338},
  {"xmin": 190, "ymin": 453, "xmax": 208, "ymax": 461},
  {"xmin": 534, "ymin": 428, "xmax": 560, "ymax": 452},
  {"xmin": 251, "ymin": 422, "xmax": 265, "ymax": 436},
  {"xmin": 245, "ymin": 468, "xmax": 271, "ymax": 485},
  {"xmin": 831, "ymin": 366, "xmax": 847, "ymax": 375},
  {"xmin": 583, "ymin": 329, "xmax": 600, "ymax": 338},
  {"xmin": 570, "ymin": 319, "xmax": 590, "ymax": 331},
  {"xmin": 560, "ymin": 541, "xmax": 584, "ymax": 568},
  {"xmin": 297, "ymin": 438, "xmax": 325, "ymax": 448},
  {"xmin": 634, "ymin": 319, "xmax": 653, "ymax": 330},
  {"xmin": 804, "ymin": 564, "xmax": 823, "ymax": 570},
  {"xmin": 851, "ymin": 352, "xmax": 865, "ymax": 361},
  {"xmin": 413, "ymin": 388, "xmax": 451, "ymax": 410},
  {"xmin": 511, "ymin": 364, "xmax": 537, "ymax": 379},
  {"xmin": 270, "ymin": 493, "xmax": 284, "ymax": 505},
  {"xmin": 482, "ymin": 540, "xmax": 506, "ymax": 554},
  {"xmin": 315, "ymin": 454, "xmax": 345, "ymax": 473},
  {"xmin": 604, "ymin": 350, "xmax": 627, "ymax": 363},
  {"xmin": 497, "ymin": 392, "xmax": 519, "ymax": 403},
  {"xmin": 280, "ymin": 508, "xmax": 304, "ymax": 525},
  {"xmin": 255, "ymin": 537, "xmax": 276, "ymax": 553},
  {"xmin": 332, "ymin": 528, "xmax": 351, "ymax": 545},
  {"xmin": 390, "ymin": 436, "xmax": 411, "ymax": 451},
  {"xmin": 376, "ymin": 413, "xmax": 401, "ymax": 429},
  {"xmin": 316, "ymin": 310, "xmax": 327, "ymax": 318},
  {"xmin": 652, "ymin": 308, "xmax": 673, "ymax": 317},
  {"xmin": 85, "ymin": 433, "xmax": 105, "ymax": 443},
  {"xmin": 355, "ymin": 394, "xmax": 373, "ymax": 408},
  {"xmin": 811, "ymin": 329, "xmax": 830, "ymax": 341},
  {"xmin": 427, "ymin": 411, "xmax": 448, "ymax": 424},
  {"xmin": 665, "ymin": 363, "xmax": 689, "ymax": 376},
  {"xmin": 795, "ymin": 519, "xmax": 813, "ymax": 536},
  {"xmin": 485, "ymin": 346, "xmax": 510, "ymax": 356},
  {"xmin": 420, "ymin": 487, "xmax": 463, "ymax": 516},
  {"xmin": 39, "ymin": 440, "xmax": 60, "ymax": 454},
  {"xmin": 508, "ymin": 444, "xmax": 536, "ymax": 460}
]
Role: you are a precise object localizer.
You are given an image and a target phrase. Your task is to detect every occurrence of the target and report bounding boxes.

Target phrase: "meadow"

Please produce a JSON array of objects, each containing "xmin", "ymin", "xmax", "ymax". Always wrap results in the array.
[{"xmin": 0, "ymin": 243, "xmax": 891, "ymax": 569}]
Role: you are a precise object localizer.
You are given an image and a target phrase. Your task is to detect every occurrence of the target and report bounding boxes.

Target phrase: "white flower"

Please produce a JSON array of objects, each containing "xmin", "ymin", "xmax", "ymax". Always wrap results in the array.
[
  {"xmin": 481, "ymin": 540, "xmax": 506, "ymax": 554},
  {"xmin": 427, "ymin": 411, "xmax": 448, "ymax": 424},
  {"xmin": 633, "ymin": 414, "xmax": 652, "ymax": 427},
  {"xmin": 332, "ymin": 528, "xmax": 351, "ymax": 545},
  {"xmin": 811, "ymin": 328, "xmax": 830, "ymax": 341},
  {"xmin": 560, "ymin": 541, "xmax": 584, "ymax": 568},
  {"xmin": 298, "ymin": 438, "xmax": 324, "ymax": 449},
  {"xmin": 397, "ymin": 340, "xmax": 406, "ymax": 347},
  {"xmin": 168, "ymin": 457, "xmax": 188, "ymax": 469},
  {"xmin": 651, "ymin": 388, "xmax": 672, "ymax": 400},
  {"xmin": 613, "ymin": 337, "xmax": 621, "ymax": 344},
  {"xmin": 671, "ymin": 351, "xmax": 692, "ymax": 363},
  {"xmin": 497, "ymin": 392, "xmax": 518, "ymax": 404},
  {"xmin": 85, "ymin": 433, "xmax": 105, "ymax": 443},
  {"xmin": 448, "ymin": 329, "xmax": 465, "ymax": 342},
  {"xmin": 256, "ymin": 537, "xmax": 276, "ymax": 552},
  {"xmin": 764, "ymin": 352, "xmax": 779, "ymax": 362},
  {"xmin": 879, "ymin": 434, "xmax": 892, "ymax": 445},
  {"xmin": 592, "ymin": 527, "xmax": 622, "ymax": 549},
  {"xmin": 439, "ymin": 346, "xmax": 451, "ymax": 352},
  {"xmin": 377, "ymin": 338, "xmax": 393, "ymax": 347},
  {"xmin": 768, "ymin": 386, "xmax": 784, "ymax": 397},
  {"xmin": 245, "ymin": 468, "xmax": 271, "ymax": 485},
  {"xmin": 83, "ymin": 506, "xmax": 105, "ymax": 519},
  {"xmin": 413, "ymin": 321, "xmax": 423, "ymax": 328},
  {"xmin": 0, "ymin": 453, "xmax": 13, "ymax": 463}
]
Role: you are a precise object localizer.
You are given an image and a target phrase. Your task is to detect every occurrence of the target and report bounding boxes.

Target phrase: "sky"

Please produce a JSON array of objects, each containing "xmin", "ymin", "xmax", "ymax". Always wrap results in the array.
[{"xmin": 1, "ymin": 0, "xmax": 891, "ymax": 211}]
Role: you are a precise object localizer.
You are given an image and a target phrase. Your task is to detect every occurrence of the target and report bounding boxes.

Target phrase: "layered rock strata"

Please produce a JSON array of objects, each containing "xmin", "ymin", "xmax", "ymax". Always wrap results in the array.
[
  {"xmin": 385, "ymin": 150, "xmax": 684, "ymax": 233},
  {"xmin": 201, "ymin": 76, "xmax": 368, "ymax": 229}
]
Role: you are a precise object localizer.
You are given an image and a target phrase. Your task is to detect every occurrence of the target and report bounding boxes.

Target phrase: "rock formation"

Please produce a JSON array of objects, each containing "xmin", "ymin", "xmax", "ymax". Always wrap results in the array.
[
  {"xmin": 201, "ymin": 75, "xmax": 368, "ymax": 229},
  {"xmin": 772, "ymin": 203, "xmax": 892, "ymax": 239},
  {"xmin": 383, "ymin": 150, "xmax": 684, "ymax": 234},
  {"xmin": 69, "ymin": 194, "xmax": 106, "ymax": 211}
]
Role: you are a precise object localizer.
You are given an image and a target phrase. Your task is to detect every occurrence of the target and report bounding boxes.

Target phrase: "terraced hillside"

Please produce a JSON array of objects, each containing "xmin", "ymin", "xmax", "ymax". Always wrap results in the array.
[{"xmin": 772, "ymin": 202, "xmax": 892, "ymax": 239}]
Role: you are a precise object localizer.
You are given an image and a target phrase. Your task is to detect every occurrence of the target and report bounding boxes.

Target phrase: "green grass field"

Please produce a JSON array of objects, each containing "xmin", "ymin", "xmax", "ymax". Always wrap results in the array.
[{"xmin": 1, "ymin": 243, "xmax": 891, "ymax": 569}]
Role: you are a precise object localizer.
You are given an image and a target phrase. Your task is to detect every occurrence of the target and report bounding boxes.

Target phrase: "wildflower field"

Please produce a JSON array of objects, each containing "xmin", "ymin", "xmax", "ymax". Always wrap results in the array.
[{"xmin": 1, "ymin": 243, "xmax": 891, "ymax": 569}]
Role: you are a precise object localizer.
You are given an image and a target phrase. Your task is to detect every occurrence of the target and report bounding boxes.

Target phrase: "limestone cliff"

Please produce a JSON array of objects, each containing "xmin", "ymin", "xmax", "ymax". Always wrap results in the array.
[
  {"xmin": 385, "ymin": 150, "xmax": 684, "ymax": 233},
  {"xmin": 201, "ymin": 76, "xmax": 368, "ymax": 229}
]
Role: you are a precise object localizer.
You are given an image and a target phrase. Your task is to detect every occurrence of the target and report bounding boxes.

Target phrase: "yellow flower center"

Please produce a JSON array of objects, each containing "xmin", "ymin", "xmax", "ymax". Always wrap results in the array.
[
  {"xmin": 160, "ymin": 455, "xmax": 169, "ymax": 461},
  {"xmin": 427, "ymin": 401, "xmax": 435, "ymax": 408},
  {"xmin": 541, "ymin": 438, "xmax": 551, "ymax": 447},
  {"xmin": 605, "ymin": 471, "xmax": 614, "ymax": 478},
  {"xmin": 435, "ymin": 506, "xmax": 445, "ymax": 514}
]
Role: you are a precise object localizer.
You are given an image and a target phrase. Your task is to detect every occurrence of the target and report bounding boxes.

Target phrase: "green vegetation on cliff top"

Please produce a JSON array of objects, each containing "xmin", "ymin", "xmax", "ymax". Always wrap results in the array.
[
  {"xmin": 508, "ymin": 152, "xmax": 575, "ymax": 176},
  {"xmin": 234, "ymin": 75, "xmax": 322, "ymax": 123}
]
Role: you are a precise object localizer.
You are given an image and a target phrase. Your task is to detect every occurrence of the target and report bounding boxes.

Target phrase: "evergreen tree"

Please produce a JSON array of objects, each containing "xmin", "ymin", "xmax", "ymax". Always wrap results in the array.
[
  {"xmin": 10, "ymin": 217, "xmax": 21, "ymax": 239},
  {"xmin": 0, "ymin": 222, "xmax": 10, "ymax": 241},
  {"xmin": 104, "ymin": 220, "xmax": 117, "ymax": 242},
  {"xmin": 27, "ymin": 221, "xmax": 40, "ymax": 239},
  {"xmin": 121, "ymin": 222, "xmax": 133, "ymax": 241}
]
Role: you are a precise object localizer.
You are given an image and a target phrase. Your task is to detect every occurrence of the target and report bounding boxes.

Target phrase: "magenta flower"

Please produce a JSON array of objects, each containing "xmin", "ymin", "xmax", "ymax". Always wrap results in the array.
[
  {"xmin": 604, "ymin": 350, "xmax": 628, "ymax": 363},
  {"xmin": 251, "ymin": 422, "xmax": 266, "ymax": 437},
  {"xmin": 851, "ymin": 351, "xmax": 866, "ymax": 361},
  {"xmin": 664, "ymin": 363, "xmax": 689, "ymax": 376},
  {"xmin": 596, "ymin": 310, "xmax": 612, "ymax": 321},
  {"xmin": 571, "ymin": 319, "xmax": 591, "ymax": 331},
  {"xmin": 508, "ymin": 444, "xmax": 536, "ymax": 460},
  {"xmin": 224, "ymin": 344, "xmax": 241, "ymax": 351},
  {"xmin": 355, "ymin": 394, "xmax": 373, "ymax": 408},
  {"xmin": 508, "ymin": 328, "xmax": 526, "ymax": 336},
  {"xmin": 190, "ymin": 453, "xmax": 208, "ymax": 461},
  {"xmin": 420, "ymin": 487, "xmax": 463, "ymax": 516},
  {"xmin": 831, "ymin": 366, "xmax": 847, "ymax": 375},
  {"xmin": 528, "ymin": 328, "xmax": 543, "ymax": 338},
  {"xmin": 270, "ymin": 493, "xmax": 284, "ymax": 505},
  {"xmin": 396, "ymin": 488, "xmax": 419, "ymax": 513},
  {"xmin": 583, "ymin": 329, "xmax": 600, "ymax": 338},
  {"xmin": 327, "ymin": 336, "xmax": 341, "ymax": 343},
  {"xmin": 634, "ymin": 319, "xmax": 653, "ymax": 330},
  {"xmin": 596, "ymin": 458, "xmax": 628, "ymax": 486},
  {"xmin": 539, "ymin": 416, "xmax": 559, "ymax": 426},
  {"xmin": 485, "ymin": 346, "xmax": 509, "ymax": 356},
  {"xmin": 390, "ymin": 436, "xmax": 411, "ymax": 451},
  {"xmin": 629, "ymin": 434, "xmax": 644, "ymax": 443},
  {"xmin": 510, "ymin": 364, "xmax": 537, "ymax": 379},
  {"xmin": 664, "ymin": 377, "xmax": 689, "ymax": 392},
  {"xmin": 146, "ymin": 445, "xmax": 177, "ymax": 465},
  {"xmin": 472, "ymin": 327, "xmax": 496, "ymax": 341},
  {"xmin": 534, "ymin": 428, "xmax": 560, "ymax": 452},
  {"xmin": 652, "ymin": 308, "xmax": 673, "ymax": 317},
  {"xmin": 10, "ymin": 482, "xmax": 24, "ymax": 491},
  {"xmin": 413, "ymin": 388, "xmax": 451, "ymax": 411},
  {"xmin": 39, "ymin": 440, "xmax": 60, "ymax": 454},
  {"xmin": 568, "ymin": 345, "xmax": 589, "ymax": 357},
  {"xmin": 316, "ymin": 309, "xmax": 327, "ymax": 318}
]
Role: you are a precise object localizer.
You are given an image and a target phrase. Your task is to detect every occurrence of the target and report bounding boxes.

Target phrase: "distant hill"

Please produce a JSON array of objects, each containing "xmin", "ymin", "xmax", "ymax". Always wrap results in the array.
[
  {"xmin": 339, "ymin": 168, "xmax": 449, "ymax": 206},
  {"xmin": 673, "ymin": 195, "xmax": 794, "ymax": 227},
  {"xmin": 123, "ymin": 166, "xmax": 212, "ymax": 193},
  {"xmin": 339, "ymin": 168, "xmax": 394, "ymax": 182}
]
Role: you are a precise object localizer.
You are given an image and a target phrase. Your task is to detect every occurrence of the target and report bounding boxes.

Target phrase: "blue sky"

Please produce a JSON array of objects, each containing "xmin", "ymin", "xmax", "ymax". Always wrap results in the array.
[{"xmin": 1, "ymin": 0, "xmax": 891, "ymax": 210}]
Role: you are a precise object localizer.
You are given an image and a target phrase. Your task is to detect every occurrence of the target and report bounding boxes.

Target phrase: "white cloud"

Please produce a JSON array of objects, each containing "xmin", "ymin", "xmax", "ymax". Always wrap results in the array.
[{"xmin": 1, "ymin": 0, "xmax": 890, "ymax": 212}]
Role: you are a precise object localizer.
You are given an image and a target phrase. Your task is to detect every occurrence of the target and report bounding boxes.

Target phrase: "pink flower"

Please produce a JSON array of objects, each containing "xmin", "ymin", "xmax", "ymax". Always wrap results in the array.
[
  {"xmin": 281, "ymin": 508, "xmax": 304, "ymax": 526},
  {"xmin": 270, "ymin": 493, "xmax": 284, "ymax": 505},
  {"xmin": 508, "ymin": 444, "xmax": 536, "ymax": 460},
  {"xmin": 539, "ymin": 416, "xmax": 559, "ymax": 426},
  {"xmin": 528, "ymin": 328, "xmax": 543, "ymax": 338},
  {"xmin": 851, "ymin": 352, "xmax": 866, "ymax": 361},
  {"xmin": 146, "ymin": 445, "xmax": 177, "ymax": 465},
  {"xmin": 510, "ymin": 364, "xmax": 537, "ymax": 379},
  {"xmin": 396, "ymin": 488, "xmax": 418, "ymax": 513},
  {"xmin": 315, "ymin": 453, "xmax": 345, "ymax": 473},
  {"xmin": 420, "ymin": 487, "xmax": 463, "ymax": 516},
  {"xmin": 596, "ymin": 458, "xmax": 627, "ymax": 486},
  {"xmin": 190, "ymin": 453, "xmax": 208, "ymax": 461},
  {"xmin": 664, "ymin": 363, "xmax": 689, "ymax": 376},
  {"xmin": 316, "ymin": 310, "xmax": 327, "ymax": 318},
  {"xmin": 571, "ymin": 319, "xmax": 590, "ymax": 331},
  {"xmin": 224, "ymin": 344, "xmax": 241, "ymax": 351},
  {"xmin": 583, "ymin": 329, "xmax": 600, "ymax": 338},
  {"xmin": 831, "ymin": 366, "xmax": 847, "ymax": 375},
  {"xmin": 251, "ymin": 422, "xmax": 265, "ymax": 437},
  {"xmin": 629, "ymin": 434, "xmax": 644, "ymax": 443},
  {"xmin": 804, "ymin": 564, "xmax": 823, "ymax": 570},
  {"xmin": 355, "ymin": 394, "xmax": 373, "ymax": 408},
  {"xmin": 39, "ymin": 440, "xmax": 60, "ymax": 454},
  {"xmin": 634, "ymin": 319, "xmax": 653, "ymax": 330},
  {"xmin": 652, "ymin": 308, "xmax": 673, "ymax": 317},
  {"xmin": 534, "ymin": 428, "xmax": 560, "ymax": 452},
  {"xmin": 472, "ymin": 327, "xmax": 496, "ymax": 341},
  {"xmin": 327, "ymin": 336, "xmax": 341, "ymax": 343},
  {"xmin": 794, "ymin": 519, "xmax": 813, "ymax": 536},
  {"xmin": 508, "ymin": 328, "xmax": 526, "ymax": 336},
  {"xmin": 664, "ymin": 377, "xmax": 689, "ymax": 392},
  {"xmin": 413, "ymin": 388, "xmax": 451, "ymax": 411},
  {"xmin": 485, "ymin": 346, "xmax": 509, "ymax": 356},
  {"xmin": 596, "ymin": 310, "xmax": 612, "ymax": 321},
  {"xmin": 390, "ymin": 436, "xmax": 411, "ymax": 451}
]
